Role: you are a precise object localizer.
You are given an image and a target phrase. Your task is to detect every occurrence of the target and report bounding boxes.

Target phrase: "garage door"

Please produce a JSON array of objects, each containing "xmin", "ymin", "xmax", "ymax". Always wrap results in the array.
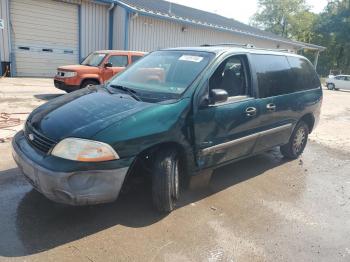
[{"xmin": 10, "ymin": 0, "xmax": 79, "ymax": 77}]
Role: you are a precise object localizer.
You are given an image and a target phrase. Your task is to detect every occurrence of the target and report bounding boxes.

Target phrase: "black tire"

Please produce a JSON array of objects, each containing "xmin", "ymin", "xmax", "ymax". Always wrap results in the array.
[
  {"xmin": 280, "ymin": 121, "xmax": 309, "ymax": 159},
  {"xmin": 152, "ymin": 149, "xmax": 180, "ymax": 213},
  {"xmin": 327, "ymin": 83, "xmax": 335, "ymax": 90},
  {"xmin": 81, "ymin": 80, "xmax": 99, "ymax": 89}
]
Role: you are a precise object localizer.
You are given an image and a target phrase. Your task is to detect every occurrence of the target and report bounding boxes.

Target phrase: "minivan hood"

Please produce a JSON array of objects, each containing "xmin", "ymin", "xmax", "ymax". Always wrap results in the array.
[{"xmin": 28, "ymin": 87, "xmax": 153, "ymax": 141}]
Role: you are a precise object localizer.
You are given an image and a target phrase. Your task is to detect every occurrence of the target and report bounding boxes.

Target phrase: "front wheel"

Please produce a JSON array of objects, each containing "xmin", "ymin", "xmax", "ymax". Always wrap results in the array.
[
  {"xmin": 81, "ymin": 80, "xmax": 99, "ymax": 89},
  {"xmin": 280, "ymin": 121, "xmax": 309, "ymax": 159},
  {"xmin": 152, "ymin": 149, "xmax": 180, "ymax": 213}
]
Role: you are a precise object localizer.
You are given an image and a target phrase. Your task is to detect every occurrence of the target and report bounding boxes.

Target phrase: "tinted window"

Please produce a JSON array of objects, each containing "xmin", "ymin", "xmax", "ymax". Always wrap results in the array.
[
  {"xmin": 107, "ymin": 55, "xmax": 128, "ymax": 67},
  {"xmin": 287, "ymin": 56, "xmax": 320, "ymax": 91},
  {"xmin": 253, "ymin": 54, "xmax": 293, "ymax": 98},
  {"xmin": 131, "ymin": 55, "xmax": 142, "ymax": 63}
]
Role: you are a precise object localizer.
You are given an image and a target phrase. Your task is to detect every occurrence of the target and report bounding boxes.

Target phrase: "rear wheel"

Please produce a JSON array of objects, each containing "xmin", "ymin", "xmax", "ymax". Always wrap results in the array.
[
  {"xmin": 151, "ymin": 149, "xmax": 180, "ymax": 213},
  {"xmin": 81, "ymin": 80, "xmax": 99, "ymax": 89},
  {"xmin": 327, "ymin": 83, "xmax": 335, "ymax": 90},
  {"xmin": 280, "ymin": 121, "xmax": 309, "ymax": 159}
]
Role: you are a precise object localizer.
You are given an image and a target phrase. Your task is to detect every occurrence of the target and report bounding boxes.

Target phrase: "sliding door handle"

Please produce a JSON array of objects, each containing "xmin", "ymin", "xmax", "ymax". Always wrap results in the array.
[
  {"xmin": 245, "ymin": 107, "xmax": 257, "ymax": 116},
  {"xmin": 266, "ymin": 103, "xmax": 276, "ymax": 111}
]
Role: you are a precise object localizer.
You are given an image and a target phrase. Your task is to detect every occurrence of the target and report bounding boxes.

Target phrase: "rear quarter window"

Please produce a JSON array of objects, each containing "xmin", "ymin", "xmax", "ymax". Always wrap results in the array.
[
  {"xmin": 287, "ymin": 56, "xmax": 321, "ymax": 91},
  {"xmin": 252, "ymin": 54, "xmax": 294, "ymax": 98}
]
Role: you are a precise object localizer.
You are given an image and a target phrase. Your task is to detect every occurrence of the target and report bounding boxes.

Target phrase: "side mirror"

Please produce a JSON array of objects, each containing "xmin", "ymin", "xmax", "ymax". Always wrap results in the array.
[
  {"xmin": 209, "ymin": 89, "xmax": 228, "ymax": 104},
  {"xmin": 104, "ymin": 62, "xmax": 112, "ymax": 68}
]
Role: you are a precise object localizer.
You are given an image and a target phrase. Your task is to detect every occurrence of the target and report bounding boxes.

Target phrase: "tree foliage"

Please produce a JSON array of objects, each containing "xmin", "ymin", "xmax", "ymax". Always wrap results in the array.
[
  {"xmin": 250, "ymin": 0, "xmax": 311, "ymax": 38},
  {"xmin": 312, "ymin": 0, "xmax": 350, "ymax": 75},
  {"xmin": 251, "ymin": 0, "xmax": 350, "ymax": 75}
]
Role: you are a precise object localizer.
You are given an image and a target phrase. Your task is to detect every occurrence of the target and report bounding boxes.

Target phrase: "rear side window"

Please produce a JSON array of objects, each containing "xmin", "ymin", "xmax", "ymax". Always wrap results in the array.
[
  {"xmin": 252, "ymin": 54, "xmax": 294, "ymax": 98},
  {"xmin": 107, "ymin": 55, "xmax": 128, "ymax": 67},
  {"xmin": 335, "ymin": 76, "xmax": 345, "ymax": 80},
  {"xmin": 131, "ymin": 55, "xmax": 142, "ymax": 63},
  {"xmin": 287, "ymin": 56, "xmax": 320, "ymax": 91}
]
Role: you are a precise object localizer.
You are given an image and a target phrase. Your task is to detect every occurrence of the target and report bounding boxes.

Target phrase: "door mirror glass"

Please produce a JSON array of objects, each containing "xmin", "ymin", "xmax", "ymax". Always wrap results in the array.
[
  {"xmin": 210, "ymin": 89, "xmax": 228, "ymax": 104},
  {"xmin": 104, "ymin": 62, "xmax": 113, "ymax": 68}
]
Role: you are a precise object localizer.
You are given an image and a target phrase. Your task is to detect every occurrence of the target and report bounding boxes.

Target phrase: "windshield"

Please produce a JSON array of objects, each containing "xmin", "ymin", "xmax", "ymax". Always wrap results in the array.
[
  {"xmin": 108, "ymin": 51, "xmax": 214, "ymax": 97},
  {"xmin": 81, "ymin": 52, "xmax": 106, "ymax": 66}
]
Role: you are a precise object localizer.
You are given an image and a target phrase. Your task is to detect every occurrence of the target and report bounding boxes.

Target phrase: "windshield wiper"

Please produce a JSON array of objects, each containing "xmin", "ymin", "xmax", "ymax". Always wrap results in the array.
[{"xmin": 109, "ymin": 85, "xmax": 142, "ymax": 101}]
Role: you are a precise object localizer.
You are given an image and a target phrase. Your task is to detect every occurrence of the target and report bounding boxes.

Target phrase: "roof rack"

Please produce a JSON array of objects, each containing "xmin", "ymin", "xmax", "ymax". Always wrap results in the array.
[
  {"xmin": 201, "ymin": 43, "xmax": 255, "ymax": 48},
  {"xmin": 200, "ymin": 43, "xmax": 295, "ymax": 53}
]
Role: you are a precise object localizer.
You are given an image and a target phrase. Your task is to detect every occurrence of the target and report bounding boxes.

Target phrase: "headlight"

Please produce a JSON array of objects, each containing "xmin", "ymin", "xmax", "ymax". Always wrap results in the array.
[
  {"xmin": 57, "ymin": 71, "xmax": 77, "ymax": 78},
  {"xmin": 51, "ymin": 138, "xmax": 119, "ymax": 162}
]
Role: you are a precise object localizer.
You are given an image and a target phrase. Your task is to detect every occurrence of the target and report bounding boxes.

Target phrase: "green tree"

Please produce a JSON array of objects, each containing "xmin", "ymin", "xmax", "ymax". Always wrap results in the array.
[
  {"xmin": 250, "ymin": 0, "xmax": 311, "ymax": 38},
  {"xmin": 311, "ymin": 0, "xmax": 350, "ymax": 75},
  {"xmin": 251, "ymin": 0, "xmax": 350, "ymax": 76},
  {"xmin": 289, "ymin": 11, "xmax": 318, "ymax": 43}
]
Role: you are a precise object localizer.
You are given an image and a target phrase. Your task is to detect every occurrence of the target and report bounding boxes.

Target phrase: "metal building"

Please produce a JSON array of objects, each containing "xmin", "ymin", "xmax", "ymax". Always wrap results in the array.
[{"xmin": 0, "ymin": 0, "xmax": 325, "ymax": 77}]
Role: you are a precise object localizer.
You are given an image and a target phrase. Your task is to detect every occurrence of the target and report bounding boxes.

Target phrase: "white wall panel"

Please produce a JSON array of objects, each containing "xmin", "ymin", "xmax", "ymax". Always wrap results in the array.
[
  {"xmin": 10, "ymin": 0, "xmax": 79, "ymax": 77},
  {"xmin": 128, "ymin": 15, "xmax": 297, "ymax": 52},
  {"xmin": 0, "ymin": 0, "xmax": 11, "ymax": 62},
  {"xmin": 80, "ymin": 0, "xmax": 109, "ymax": 58}
]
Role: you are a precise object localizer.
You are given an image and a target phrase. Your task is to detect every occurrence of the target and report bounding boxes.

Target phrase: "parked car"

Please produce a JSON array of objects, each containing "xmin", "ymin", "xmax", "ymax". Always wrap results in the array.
[
  {"xmin": 54, "ymin": 50, "xmax": 146, "ymax": 92},
  {"xmin": 326, "ymin": 75, "xmax": 350, "ymax": 91},
  {"xmin": 12, "ymin": 46, "xmax": 322, "ymax": 213}
]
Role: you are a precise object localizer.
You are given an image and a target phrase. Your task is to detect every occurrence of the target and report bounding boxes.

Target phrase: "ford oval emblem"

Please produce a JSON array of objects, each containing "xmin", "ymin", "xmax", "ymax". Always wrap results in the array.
[{"xmin": 28, "ymin": 134, "xmax": 34, "ymax": 141}]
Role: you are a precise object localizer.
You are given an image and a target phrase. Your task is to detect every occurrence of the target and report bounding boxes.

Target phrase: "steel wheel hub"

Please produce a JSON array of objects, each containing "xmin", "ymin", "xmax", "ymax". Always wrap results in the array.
[{"xmin": 293, "ymin": 127, "xmax": 306, "ymax": 153}]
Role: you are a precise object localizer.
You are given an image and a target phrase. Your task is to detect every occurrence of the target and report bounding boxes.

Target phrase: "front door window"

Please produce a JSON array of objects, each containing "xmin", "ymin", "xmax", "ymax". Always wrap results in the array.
[
  {"xmin": 209, "ymin": 55, "xmax": 251, "ymax": 98},
  {"xmin": 107, "ymin": 55, "xmax": 128, "ymax": 67}
]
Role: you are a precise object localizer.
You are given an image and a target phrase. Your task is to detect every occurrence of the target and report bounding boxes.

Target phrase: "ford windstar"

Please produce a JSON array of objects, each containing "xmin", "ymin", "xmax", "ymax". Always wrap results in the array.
[{"xmin": 13, "ymin": 45, "xmax": 322, "ymax": 212}]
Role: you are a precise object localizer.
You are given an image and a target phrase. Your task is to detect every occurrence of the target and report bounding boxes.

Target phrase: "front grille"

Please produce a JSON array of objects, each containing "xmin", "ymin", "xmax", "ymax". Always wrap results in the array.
[
  {"xmin": 54, "ymin": 80, "xmax": 65, "ymax": 88},
  {"xmin": 24, "ymin": 122, "xmax": 57, "ymax": 153}
]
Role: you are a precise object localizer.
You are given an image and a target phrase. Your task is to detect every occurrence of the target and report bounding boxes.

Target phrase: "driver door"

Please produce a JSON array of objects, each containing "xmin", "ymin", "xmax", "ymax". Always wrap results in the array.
[
  {"xmin": 193, "ymin": 54, "xmax": 261, "ymax": 169},
  {"xmin": 102, "ymin": 55, "xmax": 128, "ymax": 82}
]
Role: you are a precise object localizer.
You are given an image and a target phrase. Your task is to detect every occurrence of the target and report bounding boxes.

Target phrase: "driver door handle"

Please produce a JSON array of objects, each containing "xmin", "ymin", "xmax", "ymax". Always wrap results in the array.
[
  {"xmin": 245, "ymin": 107, "xmax": 257, "ymax": 116},
  {"xmin": 266, "ymin": 103, "xmax": 276, "ymax": 111}
]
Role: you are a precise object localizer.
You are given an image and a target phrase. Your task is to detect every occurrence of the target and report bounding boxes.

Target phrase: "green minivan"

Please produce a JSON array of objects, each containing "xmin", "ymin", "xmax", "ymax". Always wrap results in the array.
[{"xmin": 12, "ymin": 46, "xmax": 322, "ymax": 212}]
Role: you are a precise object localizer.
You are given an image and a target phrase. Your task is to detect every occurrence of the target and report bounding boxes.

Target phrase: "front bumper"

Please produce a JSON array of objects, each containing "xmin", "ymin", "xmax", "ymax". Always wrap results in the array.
[
  {"xmin": 54, "ymin": 79, "xmax": 80, "ymax": 92},
  {"xmin": 12, "ymin": 131, "xmax": 131, "ymax": 205}
]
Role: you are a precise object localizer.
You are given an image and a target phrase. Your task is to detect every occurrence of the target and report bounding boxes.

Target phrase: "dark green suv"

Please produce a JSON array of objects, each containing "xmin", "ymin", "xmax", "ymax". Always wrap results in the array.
[{"xmin": 12, "ymin": 46, "xmax": 322, "ymax": 212}]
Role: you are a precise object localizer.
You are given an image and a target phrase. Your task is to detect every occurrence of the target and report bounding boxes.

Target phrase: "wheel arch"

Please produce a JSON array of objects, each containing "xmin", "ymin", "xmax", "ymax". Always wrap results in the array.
[
  {"xmin": 299, "ymin": 113, "xmax": 315, "ymax": 133},
  {"xmin": 126, "ymin": 141, "xmax": 195, "ymax": 182},
  {"xmin": 80, "ymin": 78, "xmax": 101, "ymax": 88}
]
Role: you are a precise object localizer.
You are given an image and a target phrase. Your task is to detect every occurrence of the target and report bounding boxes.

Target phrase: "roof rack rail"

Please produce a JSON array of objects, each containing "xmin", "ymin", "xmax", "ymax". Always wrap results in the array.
[
  {"xmin": 200, "ymin": 43, "xmax": 296, "ymax": 53},
  {"xmin": 201, "ymin": 43, "xmax": 255, "ymax": 48}
]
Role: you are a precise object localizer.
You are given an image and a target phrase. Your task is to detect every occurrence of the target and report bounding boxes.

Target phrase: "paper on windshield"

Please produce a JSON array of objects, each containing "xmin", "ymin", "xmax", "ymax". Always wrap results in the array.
[{"xmin": 179, "ymin": 55, "xmax": 204, "ymax": 63}]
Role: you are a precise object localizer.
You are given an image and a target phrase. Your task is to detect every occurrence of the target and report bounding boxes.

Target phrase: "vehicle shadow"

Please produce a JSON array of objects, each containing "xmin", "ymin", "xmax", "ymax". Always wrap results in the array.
[
  {"xmin": 2, "ymin": 148, "xmax": 289, "ymax": 257},
  {"xmin": 336, "ymin": 89, "xmax": 350, "ymax": 93},
  {"xmin": 34, "ymin": 94, "xmax": 63, "ymax": 101}
]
